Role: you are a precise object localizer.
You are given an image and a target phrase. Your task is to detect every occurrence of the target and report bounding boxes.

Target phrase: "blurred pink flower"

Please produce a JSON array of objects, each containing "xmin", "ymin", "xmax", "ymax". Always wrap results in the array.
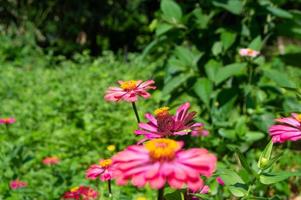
[
  {"xmin": 0, "ymin": 118, "xmax": 16, "ymax": 124},
  {"xmin": 112, "ymin": 138, "xmax": 217, "ymax": 191},
  {"xmin": 10, "ymin": 179, "xmax": 27, "ymax": 190},
  {"xmin": 43, "ymin": 156, "xmax": 60, "ymax": 165},
  {"xmin": 86, "ymin": 159, "xmax": 113, "ymax": 181},
  {"xmin": 104, "ymin": 80, "xmax": 156, "ymax": 102},
  {"xmin": 269, "ymin": 113, "xmax": 301, "ymax": 143},
  {"xmin": 239, "ymin": 48, "xmax": 260, "ymax": 57},
  {"xmin": 63, "ymin": 186, "xmax": 98, "ymax": 200},
  {"xmin": 216, "ymin": 176, "xmax": 225, "ymax": 186},
  {"xmin": 135, "ymin": 102, "xmax": 208, "ymax": 139},
  {"xmin": 191, "ymin": 185, "xmax": 210, "ymax": 200}
]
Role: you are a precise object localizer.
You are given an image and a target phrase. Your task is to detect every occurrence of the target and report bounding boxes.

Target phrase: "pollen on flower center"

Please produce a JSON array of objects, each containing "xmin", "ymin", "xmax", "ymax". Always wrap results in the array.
[
  {"xmin": 99, "ymin": 159, "xmax": 112, "ymax": 168},
  {"xmin": 120, "ymin": 80, "xmax": 138, "ymax": 90},
  {"xmin": 145, "ymin": 138, "xmax": 179, "ymax": 160},
  {"xmin": 154, "ymin": 107, "xmax": 170, "ymax": 117}
]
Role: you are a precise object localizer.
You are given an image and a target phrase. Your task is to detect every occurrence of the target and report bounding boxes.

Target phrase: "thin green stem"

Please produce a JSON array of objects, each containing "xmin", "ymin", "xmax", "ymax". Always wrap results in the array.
[
  {"xmin": 158, "ymin": 187, "xmax": 164, "ymax": 200},
  {"xmin": 107, "ymin": 180, "xmax": 112, "ymax": 198},
  {"xmin": 131, "ymin": 102, "xmax": 140, "ymax": 123}
]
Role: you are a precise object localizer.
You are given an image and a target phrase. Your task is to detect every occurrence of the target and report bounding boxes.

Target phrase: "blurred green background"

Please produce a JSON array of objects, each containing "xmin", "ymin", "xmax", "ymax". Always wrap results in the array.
[{"xmin": 1, "ymin": 0, "xmax": 301, "ymax": 199}]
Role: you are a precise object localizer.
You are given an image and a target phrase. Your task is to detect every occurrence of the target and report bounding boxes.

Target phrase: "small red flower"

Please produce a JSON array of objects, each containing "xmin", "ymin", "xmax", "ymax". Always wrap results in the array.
[
  {"xmin": 63, "ymin": 186, "xmax": 98, "ymax": 200},
  {"xmin": 10, "ymin": 179, "xmax": 27, "ymax": 190},
  {"xmin": 104, "ymin": 80, "xmax": 156, "ymax": 102},
  {"xmin": 216, "ymin": 177, "xmax": 225, "ymax": 186},
  {"xmin": 0, "ymin": 118, "xmax": 16, "ymax": 124},
  {"xmin": 43, "ymin": 156, "xmax": 60, "ymax": 165},
  {"xmin": 86, "ymin": 159, "xmax": 114, "ymax": 181}
]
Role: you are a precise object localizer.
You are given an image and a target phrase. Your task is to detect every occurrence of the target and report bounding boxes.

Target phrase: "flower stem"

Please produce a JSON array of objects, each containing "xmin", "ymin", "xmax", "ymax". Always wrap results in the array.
[
  {"xmin": 131, "ymin": 102, "xmax": 141, "ymax": 123},
  {"xmin": 157, "ymin": 187, "xmax": 164, "ymax": 200},
  {"xmin": 107, "ymin": 180, "xmax": 112, "ymax": 198}
]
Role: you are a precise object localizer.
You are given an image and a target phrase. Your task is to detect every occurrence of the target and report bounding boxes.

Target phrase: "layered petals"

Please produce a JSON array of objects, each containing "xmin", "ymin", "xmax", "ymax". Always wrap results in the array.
[
  {"xmin": 104, "ymin": 80, "xmax": 156, "ymax": 102},
  {"xmin": 63, "ymin": 186, "xmax": 98, "ymax": 200},
  {"xmin": 135, "ymin": 102, "xmax": 209, "ymax": 139},
  {"xmin": 239, "ymin": 48, "xmax": 260, "ymax": 57},
  {"xmin": 10, "ymin": 179, "xmax": 27, "ymax": 190},
  {"xmin": 112, "ymin": 139, "xmax": 217, "ymax": 192},
  {"xmin": 269, "ymin": 113, "xmax": 301, "ymax": 143},
  {"xmin": 86, "ymin": 159, "xmax": 114, "ymax": 181},
  {"xmin": 0, "ymin": 118, "xmax": 16, "ymax": 124}
]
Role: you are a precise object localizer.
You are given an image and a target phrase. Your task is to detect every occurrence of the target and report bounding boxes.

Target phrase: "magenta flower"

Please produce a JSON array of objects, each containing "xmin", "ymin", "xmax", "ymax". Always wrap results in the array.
[
  {"xmin": 216, "ymin": 176, "xmax": 225, "ymax": 186},
  {"xmin": 135, "ymin": 102, "xmax": 209, "ymax": 139},
  {"xmin": 63, "ymin": 186, "xmax": 98, "ymax": 200},
  {"xmin": 104, "ymin": 80, "xmax": 156, "ymax": 102},
  {"xmin": 10, "ymin": 179, "xmax": 27, "ymax": 190},
  {"xmin": 269, "ymin": 113, "xmax": 301, "ymax": 143},
  {"xmin": 239, "ymin": 48, "xmax": 260, "ymax": 58},
  {"xmin": 86, "ymin": 159, "xmax": 113, "ymax": 181},
  {"xmin": 112, "ymin": 138, "xmax": 217, "ymax": 191},
  {"xmin": 0, "ymin": 118, "xmax": 16, "ymax": 124},
  {"xmin": 43, "ymin": 156, "xmax": 60, "ymax": 165}
]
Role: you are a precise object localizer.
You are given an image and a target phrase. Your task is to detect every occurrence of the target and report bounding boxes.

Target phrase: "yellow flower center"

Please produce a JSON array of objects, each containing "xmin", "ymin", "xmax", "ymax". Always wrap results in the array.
[
  {"xmin": 99, "ymin": 159, "xmax": 112, "ymax": 168},
  {"xmin": 107, "ymin": 145, "xmax": 116, "ymax": 152},
  {"xmin": 70, "ymin": 186, "xmax": 79, "ymax": 192},
  {"xmin": 145, "ymin": 138, "xmax": 179, "ymax": 161},
  {"xmin": 296, "ymin": 114, "xmax": 301, "ymax": 122},
  {"xmin": 120, "ymin": 80, "xmax": 138, "ymax": 90},
  {"xmin": 154, "ymin": 107, "xmax": 170, "ymax": 117}
]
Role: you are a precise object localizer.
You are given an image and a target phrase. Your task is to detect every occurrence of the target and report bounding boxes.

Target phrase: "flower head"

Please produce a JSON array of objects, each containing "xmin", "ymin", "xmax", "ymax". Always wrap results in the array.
[
  {"xmin": 63, "ymin": 186, "xmax": 98, "ymax": 200},
  {"xmin": 239, "ymin": 48, "xmax": 260, "ymax": 57},
  {"xmin": 269, "ymin": 113, "xmax": 301, "ymax": 143},
  {"xmin": 112, "ymin": 138, "xmax": 217, "ymax": 191},
  {"xmin": 43, "ymin": 156, "xmax": 60, "ymax": 165},
  {"xmin": 0, "ymin": 118, "xmax": 16, "ymax": 124},
  {"xmin": 10, "ymin": 179, "xmax": 27, "ymax": 190},
  {"xmin": 104, "ymin": 80, "xmax": 156, "ymax": 102},
  {"xmin": 86, "ymin": 159, "xmax": 114, "ymax": 181},
  {"xmin": 135, "ymin": 102, "xmax": 208, "ymax": 139}
]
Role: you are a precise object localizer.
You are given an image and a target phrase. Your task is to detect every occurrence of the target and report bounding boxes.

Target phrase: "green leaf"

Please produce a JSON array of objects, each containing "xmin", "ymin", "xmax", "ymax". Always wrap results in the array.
[
  {"xmin": 267, "ymin": 6, "xmax": 293, "ymax": 19},
  {"xmin": 161, "ymin": 0, "xmax": 182, "ymax": 22},
  {"xmin": 221, "ymin": 30, "xmax": 237, "ymax": 51},
  {"xmin": 264, "ymin": 69, "xmax": 296, "ymax": 88},
  {"xmin": 193, "ymin": 78, "xmax": 213, "ymax": 107},
  {"xmin": 174, "ymin": 46, "xmax": 203, "ymax": 69},
  {"xmin": 244, "ymin": 131, "xmax": 265, "ymax": 142},
  {"xmin": 215, "ymin": 63, "xmax": 247, "ymax": 84},
  {"xmin": 212, "ymin": 0, "xmax": 243, "ymax": 15},
  {"xmin": 261, "ymin": 153, "xmax": 283, "ymax": 170},
  {"xmin": 156, "ymin": 23, "xmax": 173, "ymax": 36},
  {"xmin": 162, "ymin": 73, "xmax": 192, "ymax": 95},
  {"xmin": 212, "ymin": 41, "xmax": 223, "ymax": 56},
  {"xmin": 260, "ymin": 171, "xmax": 301, "ymax": 185},
  {"xmin": 218, "ymin": 129, "xmax": 236, "ymax": 140},
  {"xmin": 248, "ymin": 36, "xmax": 262, "ymax": 51},
  {"xmin": 164, "ymin": 190, "xmax": 185, "ymax": 200},
  {"xmin": 219, "ymin": 168, "xmax": 248, "ymax": 197},
  {"xmin": 204, "ymin": 59, "xmax": 222, "ymax": 82},
  {"xmin": 236, "ymin": 150, "xmax": 255, "ymax": 175}
]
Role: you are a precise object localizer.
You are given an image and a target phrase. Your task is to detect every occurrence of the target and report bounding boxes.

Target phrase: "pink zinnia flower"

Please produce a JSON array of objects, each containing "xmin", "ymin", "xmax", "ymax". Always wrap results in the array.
[
  {"xmin": 216, "ymin": 177, "xmax": 225, "ymax": 186},
  {"xmin": 86, "ymin": 159, "xmax": 113, "ymax": 181},
  {"xmin": 0, "ymin": 118, "xmax": 16, "ymax": 124},
  {"xmin": 112, "ymin": 138, "xmax": 217, "ymax": 191},
  {"xmin": 269, "ymin": 113, "xmax": 301, "ymax": 143},
  {"xmin": 10, "ymin": 179, "xmax": 27, "ymax": 190},
  {"xmin": 43, "ymin": 156, "xmax": 60, "ymax": 165},
  {"xmin": 135, "ymin": 102, "xmax": 209, "ymax": 139},
  {"xmin": 239, "ymin": 48, "xmax": 260, "ymax": 57},
  {"xmin": 63, "ymin": 186, "xmax": 98, "ymax": 200},
  {"xmin": 104, "ymin": 80, "xmax": 156, "ymax": 102}
]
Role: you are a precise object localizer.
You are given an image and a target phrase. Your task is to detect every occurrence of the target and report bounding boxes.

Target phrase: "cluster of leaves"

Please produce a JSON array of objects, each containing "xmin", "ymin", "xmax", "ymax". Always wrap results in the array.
[{"xmin": 0, "ymin": 52, "xmax": 160, "ymax": 199}]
